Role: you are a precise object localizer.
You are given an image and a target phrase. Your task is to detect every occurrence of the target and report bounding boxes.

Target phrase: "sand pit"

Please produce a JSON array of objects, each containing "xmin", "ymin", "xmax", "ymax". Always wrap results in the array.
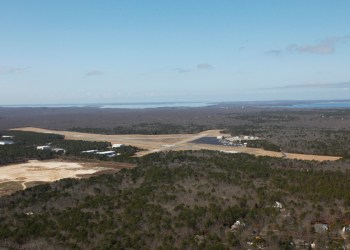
[{"xmin": 0, "ymin": 160, "xmax": 134, "ymax": 196}]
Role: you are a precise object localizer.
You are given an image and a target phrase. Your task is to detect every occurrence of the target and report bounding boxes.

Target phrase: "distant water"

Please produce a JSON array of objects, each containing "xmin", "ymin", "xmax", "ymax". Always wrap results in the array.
[
  {"xmin": 3, "ymin": 101, "xmax": 350, "ymax": 109},
  {"xmin": 1, "ymin": 104, "xmax": 88, "ymax": 108},
  {"xmin": 99, "ymin": 102, "xmax": 212, "ymax": 109},
  {"xmin": 1, "ymin": 102, "xmax": 213, "ymax": 109},
  {"xmin": 281, "ymin": 101, "xmax": 350, "ymax": 109}
]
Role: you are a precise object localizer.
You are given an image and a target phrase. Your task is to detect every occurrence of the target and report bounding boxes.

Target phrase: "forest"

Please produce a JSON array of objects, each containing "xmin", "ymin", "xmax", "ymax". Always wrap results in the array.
[{"xmin": 0, "ymin": 151, "xmax": 350, "ymax": 249}]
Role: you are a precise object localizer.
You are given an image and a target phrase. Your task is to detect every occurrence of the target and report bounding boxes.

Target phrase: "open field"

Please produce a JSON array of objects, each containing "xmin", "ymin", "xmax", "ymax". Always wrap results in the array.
[
  {"xmin": 11, "ymin": 127, "xmax": 342, "ymax": 161},
  {"xmin": 0, "ymin": 159, "xmax": 134, "ymax": 196}
]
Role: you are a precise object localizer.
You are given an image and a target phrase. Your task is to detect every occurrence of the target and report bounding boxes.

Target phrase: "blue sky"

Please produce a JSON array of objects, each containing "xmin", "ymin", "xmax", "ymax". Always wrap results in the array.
[{"xmin": 1, "ymin": 1, "xmax": 350, "ymax": 104}]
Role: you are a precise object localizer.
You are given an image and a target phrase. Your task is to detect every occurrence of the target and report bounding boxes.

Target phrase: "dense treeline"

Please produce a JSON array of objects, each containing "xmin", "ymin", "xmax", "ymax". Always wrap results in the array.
[
  {"xmin": 243, "ymin": 140, "xmax": 281, "ymax": 152},
  {"xmin": 1, "ymin": 130, "xmax": 64, "ymax": 145},
  {"xmin": 0, "ymin": 144, "xmax": 55, "ymax": 164},
  {"xmin": 69, "ymin": 123, "xmax": 209, "ymax": 135},
  {"xmin": 0, "ymin": 151, "xmax": 349, "ymax": 249},
  {"xmin": 225, "ymin": 124, "xmax": 350, "ymax": 157}
]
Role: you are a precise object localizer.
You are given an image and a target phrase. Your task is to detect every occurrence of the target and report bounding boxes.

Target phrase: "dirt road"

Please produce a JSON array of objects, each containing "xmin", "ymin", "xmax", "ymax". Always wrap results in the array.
[{"xmin": 11, "ymin": 127, "xmax": 341, "ymax": 161}]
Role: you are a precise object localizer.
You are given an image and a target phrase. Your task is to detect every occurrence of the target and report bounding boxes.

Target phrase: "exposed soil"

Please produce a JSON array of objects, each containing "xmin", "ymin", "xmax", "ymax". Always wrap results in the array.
[{"xmin": 0, "ymin": 159, "xmax": 134, "ymax": 196}]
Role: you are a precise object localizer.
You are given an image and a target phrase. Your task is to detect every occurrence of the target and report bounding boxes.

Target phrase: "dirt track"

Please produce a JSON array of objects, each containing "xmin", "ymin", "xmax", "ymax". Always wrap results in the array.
[{"xmin": 12, "ymin": 127, "xmax": 342, "ymax": 162}]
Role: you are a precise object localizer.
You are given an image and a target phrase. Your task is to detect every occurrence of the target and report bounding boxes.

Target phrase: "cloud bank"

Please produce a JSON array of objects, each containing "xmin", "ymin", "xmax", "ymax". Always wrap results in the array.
[
  {"xmin": 0, "ymin": 66, "xmax": 28, "ymax": 75},
  {"xmin": 281, "ymin": 81, "xmax": 350, "ymax": 89},
  {"xmin": 266, "ymin": 36, "xmax": 350, "ymax": 56}
]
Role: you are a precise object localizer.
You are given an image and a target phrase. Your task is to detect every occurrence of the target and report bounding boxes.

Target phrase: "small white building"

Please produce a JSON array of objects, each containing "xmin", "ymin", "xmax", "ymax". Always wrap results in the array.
[
  {"xmin": 37, "ymin": 145, "xmax": 51, "ymax": 150},
  {"xmin": 112, "ymin": 144, "xmax": 125, "ymax": 148},
  {"xmin": 314, "ymin": 223, "xmax": 328, "ymax": 233},
  {"xmin": 96, "ymin": 151, "xmax": 116, "ymax": 157},
  {"xmin": 273, "ymin": 201, "xmax": 283, "ymax": 209},
  {"xmin": 342, "ymin": 226, "xmax": 350, "ymax": 233},
  {"xmin": 0, "ymin": 141, "xmax": 14, "ymax": 145},
  {"xmin": 2, "ymin": 135, "xmax": 14, "ymax": 139},
  {"xmin": 231, "ymin": 220, "xmax": 246, "ymax": 231},
  {"xmin": 52, "ymin": 148, "xmax": 66, "ymax": 153},
  {"xmin": 81, "ymin": 150, "xmax": 99, "ymax": 154}
]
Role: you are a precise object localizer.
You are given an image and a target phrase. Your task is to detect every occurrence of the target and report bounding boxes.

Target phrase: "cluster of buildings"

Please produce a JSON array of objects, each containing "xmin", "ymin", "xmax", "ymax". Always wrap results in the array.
[
  {"xmin": 0, "ymin": 134, "xmax": 66, "ymax": 153},
  {"xmin": 36, "ymin": 143, "xmax": 126, "ymax": 157},
  {"xmin": 217, "ymin": 135, "xmax": 259, "ymax": 141},
  {"xmin": 81, "ymin": 143, "xmax": 125, "ymax": 158},
  {"xmin": 0, "ymin": 133, "xmax": 126, "ymax": 158},
  {"xmin": 216, "ymin": 135, "xmax": 259, "ymax": 147},
  {"xmin": 0, "ymin": 135, "xmax": 14, "ymax": 145}
]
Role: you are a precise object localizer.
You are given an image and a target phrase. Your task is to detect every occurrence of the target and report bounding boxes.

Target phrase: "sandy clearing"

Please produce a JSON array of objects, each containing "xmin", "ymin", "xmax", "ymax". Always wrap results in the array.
[
  {"xmin": 0, "ymin": 160, "xmax": 134, "ymax": 196},
  {"xmin": 0, "ymin": 160, "xmax": 108, "ymax": 184},
  {"xmin": 11, "ymin": 127, "xmax": 342, "ymax": 161}
]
